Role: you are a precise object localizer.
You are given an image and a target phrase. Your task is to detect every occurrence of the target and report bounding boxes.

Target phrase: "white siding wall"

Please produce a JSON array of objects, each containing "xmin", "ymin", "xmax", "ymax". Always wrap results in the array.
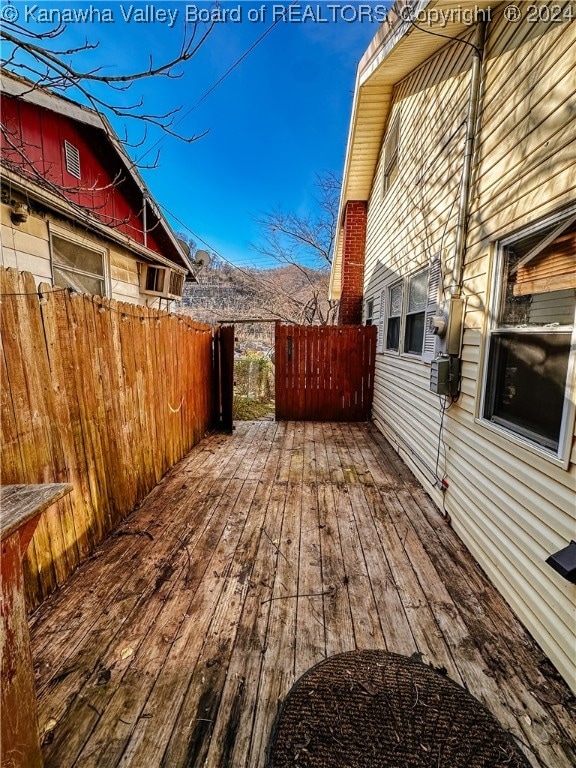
[
  {"xmin": 365, "ymin": 30, "xmax": 473, "ymax": 498},
  {"xmin": 1, "ymin": 204, "xmax": 53, "ymax": 280},
  {"xmin": 365, "ymin": 11, "xmax": 576, "ymax": 691}
]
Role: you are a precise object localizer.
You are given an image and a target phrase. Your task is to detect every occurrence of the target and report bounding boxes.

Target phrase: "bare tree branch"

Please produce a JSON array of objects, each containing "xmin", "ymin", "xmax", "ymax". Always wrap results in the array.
[
  {"xmin": 1, "ymin": 18, "xmax": 214, "ymax": 151},
  {"xmin": 248, "ymin": 172, "xmax": 341, "ymax": 324}
]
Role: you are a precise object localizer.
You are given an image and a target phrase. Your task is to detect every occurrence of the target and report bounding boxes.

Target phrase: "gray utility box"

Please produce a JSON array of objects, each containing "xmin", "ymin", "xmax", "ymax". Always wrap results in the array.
[{"xmin": 430, "ymin": 356, "xmax": 461, "ymax": 396}]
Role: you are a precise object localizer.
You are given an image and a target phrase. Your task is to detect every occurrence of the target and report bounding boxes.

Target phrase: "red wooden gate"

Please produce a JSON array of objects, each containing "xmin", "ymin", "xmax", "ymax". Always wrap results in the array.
[{"xmin": 275, "ymin": 324, "xmax": 377, "ymax": 421}]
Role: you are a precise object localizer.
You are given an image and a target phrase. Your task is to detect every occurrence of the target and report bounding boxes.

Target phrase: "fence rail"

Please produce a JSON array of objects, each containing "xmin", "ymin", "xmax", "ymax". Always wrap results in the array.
[{"xmin": 1, "ymin": 267, "xmax": 214, "ymax": 608}]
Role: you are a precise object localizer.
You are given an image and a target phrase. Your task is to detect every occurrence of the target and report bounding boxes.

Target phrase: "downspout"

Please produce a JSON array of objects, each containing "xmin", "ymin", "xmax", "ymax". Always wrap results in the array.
[
  {"xmin": 451, "ymin": 21, "xmax": 487, "ymax": 299},
  {"xmin": 437, "ymin": 22, "xmax": 488, "ymax": 508}
]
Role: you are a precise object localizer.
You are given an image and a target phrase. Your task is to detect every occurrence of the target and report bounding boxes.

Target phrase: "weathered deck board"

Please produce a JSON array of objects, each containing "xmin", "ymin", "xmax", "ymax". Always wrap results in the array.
[{"xmin": 29, "ymin": 422, "xmax": 576, "ymax": 768}]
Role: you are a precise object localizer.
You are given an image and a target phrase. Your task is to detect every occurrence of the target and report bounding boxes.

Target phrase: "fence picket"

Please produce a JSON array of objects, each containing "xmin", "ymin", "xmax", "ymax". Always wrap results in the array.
[{"xmin": 0, "ymin": 267, "xmax": 214, "ymax": 608}]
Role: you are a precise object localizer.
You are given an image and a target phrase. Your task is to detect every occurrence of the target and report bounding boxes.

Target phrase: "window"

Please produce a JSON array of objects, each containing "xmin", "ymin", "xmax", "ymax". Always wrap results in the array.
[
  {"xmin": 64, "ymin": 140, "xmax": 81, "ymax": 179},
  {"xmin": 386, "ymin": 281, "xmax": 403, "ymax": 351},
  {"xmin": 144, "ymin": 265, "xmax": 167, "ymax": 294},
  {"xmin": 482, "ymin": 209, "xmax": 576, "ymax": 457},
  {"xmin": 51, "ymin": 233, "xmax": 107, "ymax": 296},
  {"xmin": 404, "ymin": 269, "xmax": 429, "ymax": 354},
  {"xmin": 382, "ymin": 115, "xmax": 400, "ymax": 195},
  {"xmin": 169, "ymin": 271, "xmax": 185, "ymax": 298},
  {"xmin": 382, "ymin": 261, "xmax": 441, "ymax": 359},
  {"xmin": 140, "ymin": 265, "xmax": 185, "ymax": 299},
  {"xmin": 365, "ymin": 298, "xmax": 374, "ymax": 325}
]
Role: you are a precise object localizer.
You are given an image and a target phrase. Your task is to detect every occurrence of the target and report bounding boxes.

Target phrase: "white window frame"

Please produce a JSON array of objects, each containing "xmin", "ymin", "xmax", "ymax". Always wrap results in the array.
[
  {"xmin": 381, "ymin": 259, "xmax": 441, "ymax": 362},
  {"xmin": 49, "ymin": 224, "xmax": 110, "ymax": 298},
  {"xmin": 403, "ymin": 266, "xmax": 430, "ymax": 357},
  {"xmin": 478, "ymin": 206, "xmax": 576, "ymax": 467},
  {"xmin": 384, "ymin": 279, "xmax": 404, "ymax": 354},
  {"xmin": 382, "ymin": 114, "xmax": 400, "ymax": 197}
]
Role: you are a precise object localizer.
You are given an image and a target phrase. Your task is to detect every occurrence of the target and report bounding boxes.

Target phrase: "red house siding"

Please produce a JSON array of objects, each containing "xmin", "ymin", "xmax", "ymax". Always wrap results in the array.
[
  {"xmin": 0, "ymin": 94, "xmax": 174, "ymax": 261},
  {"xmin": 339, "ymin": 200, "xmax": 367, "ymax": 325}
]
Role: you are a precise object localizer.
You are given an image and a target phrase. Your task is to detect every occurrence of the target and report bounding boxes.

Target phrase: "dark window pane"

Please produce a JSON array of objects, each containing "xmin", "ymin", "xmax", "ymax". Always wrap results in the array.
[
  {"xmin": 145, "ymin": 267, "xmax": 166, "ymax": 293},
  {"xmin": 484, "ymin": 332, "xmax": 571, "ymax": 450},
  {"xmin": 386, "ymin": 317, "xmax": 400, "ymax": 351},
  {"xmin": 404, "ymin": 312, "xmax": 425, "ymax": 354},
  {"xmin": 366, "ymin": 299, "xmax": 374, "ymax": 325},
  {"xmin": 502, "ymin": 285, "xmax": 576, "ymax": 327}
]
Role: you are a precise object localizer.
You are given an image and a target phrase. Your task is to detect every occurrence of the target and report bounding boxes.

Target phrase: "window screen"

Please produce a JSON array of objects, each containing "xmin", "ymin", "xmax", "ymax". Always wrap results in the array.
[
  {"xmin": 52, "ymin": 234, "xmax": 106, "ymax": 297},
  {"xmin": 404, "ymin": 269, "xmax": 428, "ymax": 355}
]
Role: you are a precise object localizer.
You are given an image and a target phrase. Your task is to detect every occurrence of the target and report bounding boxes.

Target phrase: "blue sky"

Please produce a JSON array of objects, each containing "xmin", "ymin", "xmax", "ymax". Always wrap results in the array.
[{"xmin": 6, "ymin": 2, "xmax": 390, "ymax": 265}]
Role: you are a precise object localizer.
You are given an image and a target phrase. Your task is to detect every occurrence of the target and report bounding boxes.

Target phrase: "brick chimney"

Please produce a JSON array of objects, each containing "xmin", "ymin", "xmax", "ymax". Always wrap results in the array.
[{"xmin": 338, "ymin": 200, "xmax": 367, "ymax": 325}]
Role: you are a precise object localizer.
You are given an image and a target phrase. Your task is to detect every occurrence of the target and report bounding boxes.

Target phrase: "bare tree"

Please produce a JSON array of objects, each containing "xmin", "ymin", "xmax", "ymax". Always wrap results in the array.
[
  {"xmin": 254, "ymin": 171, "xmax": 339, "ymax": 267},
  {"xmin": 1, "ymin": 15, "xmax": 213, "ymax": 163},
  {"xmin": 251, "ymin": 171, "xmax": 341, "ymax": 324}
]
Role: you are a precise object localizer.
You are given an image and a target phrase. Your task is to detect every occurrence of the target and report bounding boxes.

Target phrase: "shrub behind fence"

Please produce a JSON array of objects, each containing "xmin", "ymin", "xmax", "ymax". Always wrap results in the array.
[{"xmin": 234, "ymin": 355, "xmax": 274, "ymax": 402}]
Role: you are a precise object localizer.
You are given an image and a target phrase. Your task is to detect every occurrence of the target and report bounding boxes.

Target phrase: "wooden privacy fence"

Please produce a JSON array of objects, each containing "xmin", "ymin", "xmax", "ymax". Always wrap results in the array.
[
  {"xmin": 275, "ymin": 324, "xmax": 377, "ymax": 421},
  {"xmin": 0, "ymin": 267, "xmax": 214, "ymax": 608}
]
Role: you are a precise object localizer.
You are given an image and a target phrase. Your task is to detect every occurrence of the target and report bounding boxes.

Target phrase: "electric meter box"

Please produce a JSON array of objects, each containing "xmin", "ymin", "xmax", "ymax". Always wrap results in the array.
[{"xmin": 430, "ymin": 356, "xmax": 460, "ymax": 396}]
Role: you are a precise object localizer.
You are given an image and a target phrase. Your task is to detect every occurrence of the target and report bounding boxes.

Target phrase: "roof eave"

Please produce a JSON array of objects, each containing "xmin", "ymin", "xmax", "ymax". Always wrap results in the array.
[
  {"xmin": 329, "ymin": 0, "xmax": 479, "ymax": 300},
  {"xmin": 2, "ymin": 167, "xmax": 189, "ymax": 274}
]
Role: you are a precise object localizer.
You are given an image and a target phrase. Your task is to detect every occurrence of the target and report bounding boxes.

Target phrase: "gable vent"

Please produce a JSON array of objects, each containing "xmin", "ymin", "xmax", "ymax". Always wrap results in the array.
[{"xmin": 64, "ymin": 140, "xmax": 81, "ymax": 179}]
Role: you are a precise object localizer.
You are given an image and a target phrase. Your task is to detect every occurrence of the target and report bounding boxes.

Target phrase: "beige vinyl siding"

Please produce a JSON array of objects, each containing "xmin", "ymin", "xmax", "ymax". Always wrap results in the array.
[
  {"xmin": 365, "ymin": 9, "xmax": 576, "ymax": 692},
  {"xmin": 372, "ymin": 355, "xmax": 445, "ymax": 489},
  {"xmin": 1, "ymin": 205, "xmax": 53, "ymax": 280},
  {"xmin": 365, "ymin": 33, "xmax": 474, "ymax": 500},
  {"xmin": 457, "ymin": 10, "xmax": 576, "ymax": 690},
  {"xmin": 364, "ymin": 33, "xmax": 473, "ymax": 304}
]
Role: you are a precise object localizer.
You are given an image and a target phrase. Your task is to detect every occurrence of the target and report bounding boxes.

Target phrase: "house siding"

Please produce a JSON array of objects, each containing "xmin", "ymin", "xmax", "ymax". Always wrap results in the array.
[
  {"xmin": 365, "ymin": 10, "xmax": 576, "ymax": 692},
  {"xmin": 0, "ymin": 202, "xmax": 145, "ymax": 305},
  {"xmin": 0, "ymin": 94, "xmax": 170, "ymax": 257},
  {"xmin": 365, "ymin": 30, "xmax": 473, "ymax": 494}
]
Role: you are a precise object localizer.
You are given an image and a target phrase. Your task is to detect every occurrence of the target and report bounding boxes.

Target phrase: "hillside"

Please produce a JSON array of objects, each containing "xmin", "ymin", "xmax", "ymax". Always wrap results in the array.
[{"xmin": 179, "ymin": 259, "xmax": 337, "ymax": 344}]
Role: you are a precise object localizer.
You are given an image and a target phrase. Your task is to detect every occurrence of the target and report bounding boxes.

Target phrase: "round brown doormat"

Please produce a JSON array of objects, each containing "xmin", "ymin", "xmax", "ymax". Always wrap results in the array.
[{"xmin": 266, "ymin": 650, "xmax": 530, "ymax": 768}]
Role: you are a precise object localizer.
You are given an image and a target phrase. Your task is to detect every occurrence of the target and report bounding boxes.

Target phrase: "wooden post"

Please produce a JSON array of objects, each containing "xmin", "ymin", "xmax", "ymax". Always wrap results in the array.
[
  {"xmin": 218, "ymin": 324, "xmax": 235, "ymax": 433},
  {"xmin": 1, "ymin": 484, "xmax": 72, "ymax": 768}
]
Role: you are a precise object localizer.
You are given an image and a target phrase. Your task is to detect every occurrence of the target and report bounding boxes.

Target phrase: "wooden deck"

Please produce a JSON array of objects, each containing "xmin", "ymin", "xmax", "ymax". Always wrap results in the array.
[{"xmin": 29, "ymin": 421, "xmax": 576, "ymax": 767}]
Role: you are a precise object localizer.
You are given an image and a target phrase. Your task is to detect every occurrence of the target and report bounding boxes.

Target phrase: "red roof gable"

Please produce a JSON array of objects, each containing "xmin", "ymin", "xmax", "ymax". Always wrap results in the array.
[{"xmin": 0, "ymin": 70, "xmax": 190, "ymax": 272}]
